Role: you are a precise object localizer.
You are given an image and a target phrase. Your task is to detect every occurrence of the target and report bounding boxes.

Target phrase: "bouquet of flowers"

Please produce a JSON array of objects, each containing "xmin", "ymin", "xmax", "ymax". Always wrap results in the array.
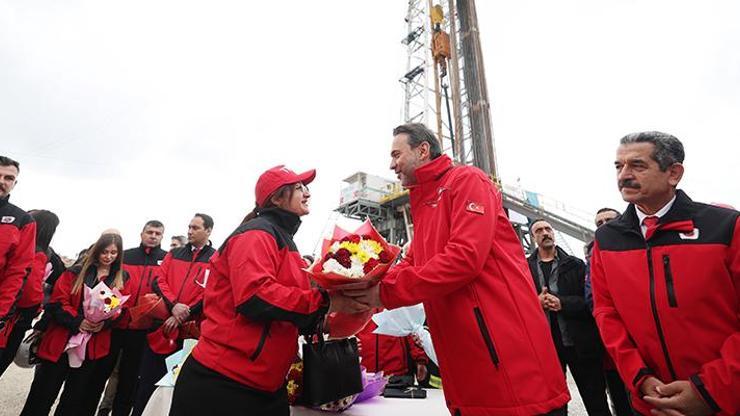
[
  {"xmin": 309, "ymin": 220, "xmax": 400, "ymax": 287},
  {"xmin": 306, "ymin": 220, "xmax": 401, "ymax": 337},
  {"xmin": 65, "ymin": 281, "xmax": 129, "ymax": 368}
]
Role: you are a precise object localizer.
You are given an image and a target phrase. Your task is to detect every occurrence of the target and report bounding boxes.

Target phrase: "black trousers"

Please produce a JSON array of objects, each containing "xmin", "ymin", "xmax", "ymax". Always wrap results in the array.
[
  {"xmin": 170, "ymin": 356, "xmax": 289, "ymax": 416},
  {"xmin": 605, "ymin": 369, "xmax": 633, "ymax": 416},
  {"xmin": 131, "ymin": 343, "xmax": 169, "ymax": 416},
  {"xmin": 20, "ymin": 354, "xmax": 106, "ymax": 416},
  {"xmin": 558, "ymin": 346, "xmax": 611, "ymax": 416},
  {"xmin": 98, "ymin": 329, "xmax": 148, "ymax": 416},
  {"xmin": 0, "ymin": 312, "xmax": 33, "ymax": 376}
]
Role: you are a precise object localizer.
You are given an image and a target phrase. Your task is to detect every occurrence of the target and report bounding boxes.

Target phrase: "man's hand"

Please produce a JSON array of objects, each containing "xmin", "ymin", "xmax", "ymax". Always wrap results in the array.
[
  {"xmin": 328, "ymin": 291, "xmax": 372, "ymax": 314},
  {"xmin": 544, "ymin": 294, "xmax": 562, "ymax": 311},
  {"xmin": 641, "ymin": 376, "xmax": 666, "ymax": 399},
  {"xmin": 171, "ymin": 303, "xmax": 190, "ymax": 323},
  {"xmin": 538, "ymin": 288, "xmax": 549, "ymax": 310},
  {"xmin": 162, "ymin": 316, "xmax": 180, "ymax": 335},
  {"xmin": 80, "ymin": 319, "xmax": 104, "ymax": 333},
  {"xmin": 342, "ymin": 284, "xmax": 384, "ymax": 310},
  {"xmin": 643, "ymin": 380, "xmax": 713, "ymax": 416},
  {"xmin": 416, "ymin": 363, "xmax": 428, "ymax": 382}
]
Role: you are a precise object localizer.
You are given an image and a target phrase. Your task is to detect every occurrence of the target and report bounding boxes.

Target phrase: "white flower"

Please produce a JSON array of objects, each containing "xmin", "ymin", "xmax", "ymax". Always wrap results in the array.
[{"xmin": 322, "ymin": 258, "xmax": 351, "ymax": 277}]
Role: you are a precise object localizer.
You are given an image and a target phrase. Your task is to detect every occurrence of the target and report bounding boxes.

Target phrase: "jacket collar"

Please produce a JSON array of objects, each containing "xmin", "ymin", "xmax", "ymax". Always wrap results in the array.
[
  {"xmin": 258, "ymin": 207, "xmax": 302, "ymax": 236},
  {"xmin": 412, "ymin": 155, "xmax": 454, "ymax": 187},
  {"xmin": 0, "ymin": 195, "xmax": 8, "ymax": 208},
  {"xmin": 607, "ymin": 189, "xmax": 695, "ymax": 236},
  {"xmin": 139, "ymin": 243, "xmax": 161, "ymax": 255}
]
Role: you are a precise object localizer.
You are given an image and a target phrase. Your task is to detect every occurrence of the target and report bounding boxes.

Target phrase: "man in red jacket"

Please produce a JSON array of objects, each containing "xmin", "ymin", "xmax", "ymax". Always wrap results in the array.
[
  {"xmin": 346, "ymin": 124, "xmax": 569, "ymax": 416},
  {"xmin": 0, "ymin": 156, "xmax": 36, "ymax": 365},
  {"xmin": 591, "ymin": 131, "xmax": 739, "ymax": 415},
  {"xmin": 131, "ymin": 213, "xmax": 216, "ymax": 416}
]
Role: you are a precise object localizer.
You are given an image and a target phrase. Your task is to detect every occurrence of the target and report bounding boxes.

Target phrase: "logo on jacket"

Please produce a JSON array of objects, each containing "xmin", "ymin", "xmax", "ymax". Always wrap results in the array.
[
  {"xmin": 679, "ymin": 228, "xmax": 700, "ymax": 240},
  {"xmin": 157, "ymin": 260, "xmax": 163, "ymax": 266},
  {"xmin": 466, "ymin": 201, "xmax": 485, "ymax": 215},
  {"xmin": 1, "ymin": 216, "xmax": 15, "ymax": 224},
  {"xmin": 425, "ymin": 187, "xmax": 449, "ymax": 208},
  {"xmin": 195, "ymin": 269, "xmax": 210, "ymax": 288}
]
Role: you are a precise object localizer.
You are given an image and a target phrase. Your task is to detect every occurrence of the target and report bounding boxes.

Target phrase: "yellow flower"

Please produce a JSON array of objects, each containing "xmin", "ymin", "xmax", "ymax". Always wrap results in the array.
[
  {"xmin": 339, "ymin": 241, "xmax": 360, "ymax": 254},
  {"xmin": 355, "ymin": 250, "xmax": 371, "ymax": 264}
]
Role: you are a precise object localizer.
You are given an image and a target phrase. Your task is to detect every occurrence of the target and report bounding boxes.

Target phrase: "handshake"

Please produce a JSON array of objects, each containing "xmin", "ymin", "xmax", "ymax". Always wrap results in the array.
[{"xmin": 326, "ymin": 283, "xmax": 384, "ymax": 315}]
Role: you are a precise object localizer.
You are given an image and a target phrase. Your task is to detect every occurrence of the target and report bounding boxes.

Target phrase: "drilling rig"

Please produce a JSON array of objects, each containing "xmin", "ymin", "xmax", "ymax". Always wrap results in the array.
[{"xmin": 336, "ymin": 0, "xmax": 594, "ymax": 254}]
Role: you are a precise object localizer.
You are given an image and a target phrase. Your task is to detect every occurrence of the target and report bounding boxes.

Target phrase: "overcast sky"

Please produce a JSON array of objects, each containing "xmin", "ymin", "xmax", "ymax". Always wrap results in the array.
[{"xmin": 2, "ymin": 1, "xmax": 739, "ymax": 258}]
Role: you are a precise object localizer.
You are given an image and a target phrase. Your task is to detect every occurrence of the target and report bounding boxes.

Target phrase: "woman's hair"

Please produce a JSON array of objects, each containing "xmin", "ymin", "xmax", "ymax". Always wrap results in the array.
[
  {"xmin": 28, "ymin": 209, "xmax": 60, "ymax": 252},
  {"xmin": 72, "ymin": 233, "xmax": 124, "ymax": 294},
  {"xmin": 241, "ymin": 183, "xmax": 298, "ymax": 225}
]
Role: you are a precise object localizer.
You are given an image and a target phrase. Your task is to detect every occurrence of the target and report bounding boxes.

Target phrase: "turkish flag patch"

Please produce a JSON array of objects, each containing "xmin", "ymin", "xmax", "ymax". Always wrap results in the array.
[{"xmin": 466, "ymin": 201, "xmax": 485, "ymax": 215}]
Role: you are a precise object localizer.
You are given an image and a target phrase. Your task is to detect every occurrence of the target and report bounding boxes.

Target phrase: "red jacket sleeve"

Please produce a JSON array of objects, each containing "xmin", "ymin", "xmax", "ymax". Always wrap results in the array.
[
  {"xmin": 379, "ymin": 171, "xmax": 497, "ymax": 309},
  {"xmin": 152, "ymin": 253, "xmax": 177, "ymax": 309},
  {"xmin": 227, "ymin": 230, "xmax": 327, "ymax": 330},
  {"xmin": 591, "ymin": 240, "xmax": 652, "ymax": 395},
  {"xmin": 47, "ymin": 271, "xmax": 83, "ymax": 333},
  {"xmin": 691, "ymin": 216, "xmax": 740, "ymax": 414},
  {"xmin": 0, "ymin": 220, "xmax": 35, "ymax": 320}
]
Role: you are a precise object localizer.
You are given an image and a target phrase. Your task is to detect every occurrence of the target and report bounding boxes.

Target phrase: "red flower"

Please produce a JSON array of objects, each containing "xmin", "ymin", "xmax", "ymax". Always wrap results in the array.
[
  {"xmin": 335, "ymin": 255, "xmax": 352, "ymax": 269},
  {"xmin": 341, "ymin": 235, "xmax": 361, "ymax": 244},
  {"xmin": 104, "ymin": 297, "xmax": 112, "ymax": 305},
  {"xmin": 378, "ymin": 250, "xmax": 392, "ymax": 264},
  {"xmin": 363, "ymin": 258, "xmax": 379, "ymax": 273},
  {"xmin": 335, "ymin": 248, "xmax": 351, "ymax": 260}
]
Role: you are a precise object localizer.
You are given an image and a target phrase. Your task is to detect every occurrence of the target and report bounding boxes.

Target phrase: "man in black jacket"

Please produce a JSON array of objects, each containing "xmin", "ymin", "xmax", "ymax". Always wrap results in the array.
[{"xmin": 528, "ymin": 219, "xmax": 611, "ymax": 416}]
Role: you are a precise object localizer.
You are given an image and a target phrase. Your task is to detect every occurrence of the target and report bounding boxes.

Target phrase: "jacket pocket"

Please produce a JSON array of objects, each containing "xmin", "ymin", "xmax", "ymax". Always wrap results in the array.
[
  {"xmin": 250, "ymin": 321, "xmax": 271, "ymax": 361},
  {"xmin": 662, "ymin": 255, "xmax": 678, "ymax": 307},
  {"xmin": 473, "ymin": 307, "xmax": 500, "ymax": 368}
]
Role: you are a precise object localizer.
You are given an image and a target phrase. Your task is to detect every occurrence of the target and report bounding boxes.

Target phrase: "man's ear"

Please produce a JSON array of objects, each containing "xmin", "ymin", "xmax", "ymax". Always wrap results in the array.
[{"xmin": 668, "ymin": 163, "xmax": 684, "ymax": 187}]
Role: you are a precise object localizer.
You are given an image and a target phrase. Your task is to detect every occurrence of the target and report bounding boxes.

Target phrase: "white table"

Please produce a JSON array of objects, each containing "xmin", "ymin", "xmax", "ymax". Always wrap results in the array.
[{"xmin": 142, "ymin": 386, "xmax": 449, "ymax": 416}]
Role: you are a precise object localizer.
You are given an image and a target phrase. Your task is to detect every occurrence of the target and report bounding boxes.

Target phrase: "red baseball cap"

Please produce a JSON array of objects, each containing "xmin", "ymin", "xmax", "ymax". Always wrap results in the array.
[{"xmin": 255, "ymin": 165, "xmax": 316, "ymax": 207}]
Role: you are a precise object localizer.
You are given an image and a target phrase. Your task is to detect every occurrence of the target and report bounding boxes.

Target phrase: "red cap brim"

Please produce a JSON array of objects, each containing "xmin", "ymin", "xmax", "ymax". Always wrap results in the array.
[{"xmin": 296, "ymin": 169, "xmax": 316, "ymax": 185}]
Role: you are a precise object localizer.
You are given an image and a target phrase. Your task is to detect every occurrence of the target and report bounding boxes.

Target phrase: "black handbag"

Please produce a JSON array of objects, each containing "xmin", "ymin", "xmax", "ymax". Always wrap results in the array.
[{"xmin": 301, "ymin": 320, "xmax": 363, "ymax": 406}]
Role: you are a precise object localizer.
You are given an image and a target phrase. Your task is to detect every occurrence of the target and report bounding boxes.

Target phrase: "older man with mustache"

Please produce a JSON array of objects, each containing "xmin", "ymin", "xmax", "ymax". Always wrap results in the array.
[{"xmin": 591, "ymin": 131, "xmax": 740, "ymax": 416}]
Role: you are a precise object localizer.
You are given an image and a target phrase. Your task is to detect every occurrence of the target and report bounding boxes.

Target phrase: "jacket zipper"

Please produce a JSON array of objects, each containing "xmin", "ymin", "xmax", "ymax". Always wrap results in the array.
[
  {"xmin": 662, "ymin": 255, "xmax": 678, "ymax": 307},
  {"xmin": 175, "ymin": 263, "xmax": 196, "ymax": 303},
  {"xmin": 250, "ymin": 321, "xmax": 271, "ymax": 361},
  {"xmin": 473, "ymin": 307, "xmax": 499, "ymax": 368},
  {"xmin": 647, "ymin": 246, "xmax": 678, "ymax": 379}
]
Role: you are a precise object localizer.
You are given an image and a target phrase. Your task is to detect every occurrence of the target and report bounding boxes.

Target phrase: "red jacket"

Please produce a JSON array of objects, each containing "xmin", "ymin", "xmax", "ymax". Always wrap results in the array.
[
  {"xmin": 355, "ymin": 310, "xmax": 428, "ymax": 376},
  {"xmin": 37, "ymin": 266, "xmax": 129, "ymax": 362},
  {"xmin": 192, "ymin": 208, "xmax": 328, "ymax": 392},
  {"xmin": 148, "ymin": 243, "xmax": 215, "ymax": 354},
  {"xmin": 379, "ymin": 155, "xmax": 569, "ymax": 416},
  {"xmin": 120, "ymin": 244, "xmax": 167, "ymax": 329},
  {"xmin": 591, "ymin": 190, "xmax": 740, "ymax": 415},
  {"xmin": 16, "ymin": 250, "xmax": 47, "ymax": 311},
  {"xmin": 0, "ymin": 196, "xmax": 35, "ymax": 348}
]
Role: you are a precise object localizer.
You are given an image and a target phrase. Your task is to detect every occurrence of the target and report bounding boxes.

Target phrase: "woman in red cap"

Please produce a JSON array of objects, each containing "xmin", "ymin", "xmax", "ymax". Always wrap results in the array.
[{"xmin": 170, "ymin": 165, "xmax": 360, "ymax": 416}]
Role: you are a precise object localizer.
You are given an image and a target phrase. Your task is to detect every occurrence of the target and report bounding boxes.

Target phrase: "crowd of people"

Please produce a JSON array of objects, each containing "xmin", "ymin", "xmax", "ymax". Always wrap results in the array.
[{"xmin": 0, "ymin": 124, "xmax": 737, "ymax": 416}]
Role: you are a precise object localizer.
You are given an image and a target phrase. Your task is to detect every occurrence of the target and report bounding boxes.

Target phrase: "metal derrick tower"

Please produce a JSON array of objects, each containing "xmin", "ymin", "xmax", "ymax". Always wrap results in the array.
[{"xmin": 336, "ymin": 0, "xmax": 593, "ymax": 254}]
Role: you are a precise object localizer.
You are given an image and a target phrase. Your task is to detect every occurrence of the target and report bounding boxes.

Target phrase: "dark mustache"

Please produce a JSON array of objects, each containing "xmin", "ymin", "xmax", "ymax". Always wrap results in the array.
[{"xmin": 619, "ymin": 179, "xmax": 640, "ymax": 189}]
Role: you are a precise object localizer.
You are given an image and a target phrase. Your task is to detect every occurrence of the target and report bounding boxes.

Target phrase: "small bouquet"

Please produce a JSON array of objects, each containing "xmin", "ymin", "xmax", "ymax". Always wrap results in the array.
[
  {"xmin": 65, "ymin": 281, "xmax": 129, "ymax": 368},
  {"xmin": 306, "ymin": 220, "xmax": 401, "ymax": 337},
  {"xmin": 372, "ymin": 304, "xmax": 438, "ymax": 365}
]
